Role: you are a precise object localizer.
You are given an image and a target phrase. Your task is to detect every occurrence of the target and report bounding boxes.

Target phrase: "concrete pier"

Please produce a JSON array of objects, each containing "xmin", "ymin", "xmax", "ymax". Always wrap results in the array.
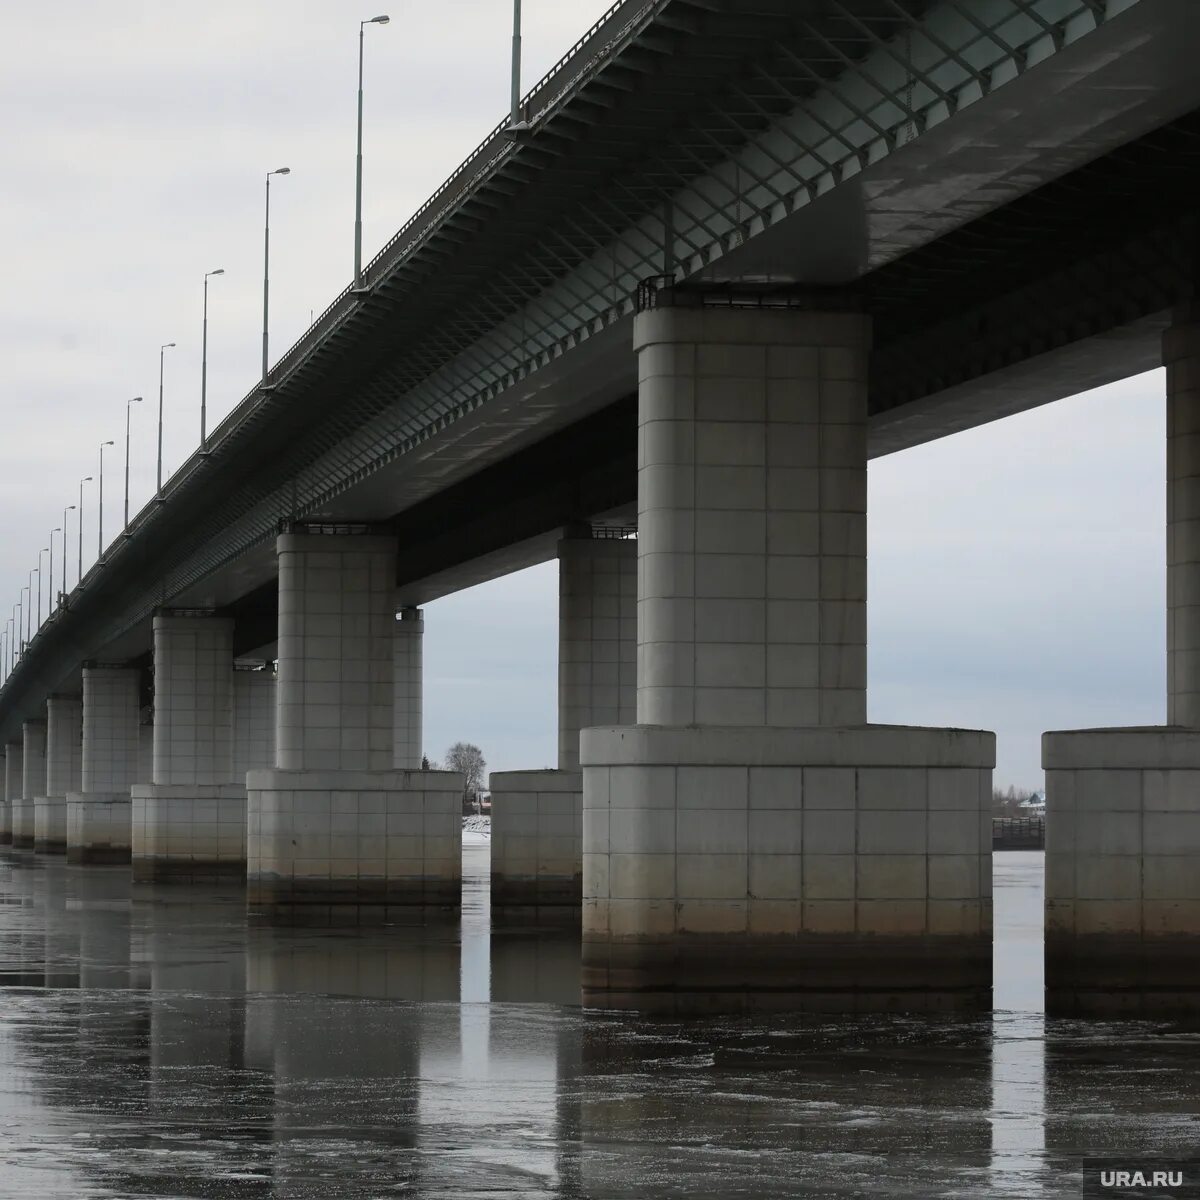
[
  {"xmin": 67, "ymin": 667, "xmax": 142, "ymax": 863},
  {"xmin": 35, "ymin": 695, "xmax": 82, "ymax": 853},
  {"xmin": 1045, "ymin": 309, "xmax": 1200, "ymax": 1015},
  {"xmin": 491, "ymin": 534, "xmax": 635, "ymax": 910},
  {"xmin": 14, "ymin": 719, "xmax": 46, "ymax": 850},
  {"xmin": 581, "ymin": 303, "xmax": 994, "ymax": 1012},
  {"xmin": 393, "ymin": 607, "xmax": 423, "ymax": 771},
  {"xmin": 1, "ymin": 741, "xmax": 19, "ymax": 846},
  {"xmin": 247, "ymin": 532, "xmax": 462, "ymax": 920},
  {"xmin": 132, "ymin": 615, "xmax": 245, "ymax": 882}
]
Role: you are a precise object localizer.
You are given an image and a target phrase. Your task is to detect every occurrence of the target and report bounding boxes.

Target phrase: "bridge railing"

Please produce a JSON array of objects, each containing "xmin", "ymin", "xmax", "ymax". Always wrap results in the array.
[{"xmin": 202, "ymin": 0, "xmax": 657, "ymax": 463}]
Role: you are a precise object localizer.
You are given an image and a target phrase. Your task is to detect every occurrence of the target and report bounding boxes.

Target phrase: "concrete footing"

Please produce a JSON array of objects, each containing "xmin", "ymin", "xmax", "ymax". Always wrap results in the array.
[
  {"xmin": 246, "ymin": 768, "xmax": 463, "ymax": 920},
  {"xmin": 581, "ymin": 725, "xmax": 994, "ymax": 1013},
  {"xmin": 489, "ymin": 770, "xmax": 583, "ymax": 911},
  {"xmin": 11, "ymin": 798, "xmax": 34, "ymax": 849},
  {"xmin": 67, "ymin": 792, "xmax": 133, "ymax": 864},
  {"xmin": 1044, "ymin": 726, "xmax": 1200, "ymax": 1016},
  {"xmin": 130, "ymin": 783, "xmax": 247, "ymax": 883},
  {"xmin": 33, "ymin": 796, "xmax": 67, "ymax": 853}
]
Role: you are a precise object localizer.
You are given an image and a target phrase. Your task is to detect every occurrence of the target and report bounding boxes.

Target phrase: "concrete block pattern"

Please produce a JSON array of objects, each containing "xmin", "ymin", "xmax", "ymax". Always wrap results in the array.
[
  {"xmin": 3, "ymin": 741, "xmax": 23, "ymax": 846},
  {"xmin": 393, "ymin": 608, "xmax": 423, "ymax": 770},
  {"xmin": 582, "ymin": 723, "xmax": 993, "ymax": 1010},
  {"xmin": 82, "ymin": 668, "xmax": 142, "ymax": 795},
  {"xmin": 1044, "ymin": 724, "xmax": 1200, "ymax": 1014},
  {"xmin": 45, "ymin": 696, "xmax": 83, "ymax": 798},
  {"xmin": 490, "ymin": 769, "xmax": 583, "ymax": 907},
  {"xmin": 16, "ymin": 720, "xmax": 47, "ymax": 849},
  {"xmin": 1168, "ymin": 317, "xmax": 1200, "ymax": 726},
  {"xmin": 246, "ymin": 767, "xmax": 463, "ymax": 917},
  {"xmin": 634, "ymin": 307, "xmax": 869, "ymax": 729},
  {"xmin": 131, "ymin": 783, "xmax": 248, "ymax": 882},
  {"xmin": 152, "ymin": 615, "xmax": 235, "ymax": 786},
  {"xmin": 276, "ymin": 534, "xmax": 397, "ymax": 772},
  {"xmin": 558, "ymin": 538, "xmax": 636, "ymax": 771},
  {"xmin": 67, "ymin": 791, "xmax": 131, "ymax": 863},
  {"xmin": 233, "ymin": 668, "xmax": 276, "ymax": 779}
]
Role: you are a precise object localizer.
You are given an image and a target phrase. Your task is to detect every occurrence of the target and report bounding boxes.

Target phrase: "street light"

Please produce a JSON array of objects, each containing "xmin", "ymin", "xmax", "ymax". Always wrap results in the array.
[
  {"xmin": 157, "ymin": 346, "xmax": 174, "ymax": 496},
  {"xmin": 98, "ymin": 440, "xmax": 114, "ymax": 560},
  {"xmin": 25, "ymin": 574, "xmax": 35, "ymax": 645},
  {"xmin": 201, "ymin": 269, "xmax": 224, "ymax": 449},
  {"xmin": 18, "ymin": 590, "xmax": 27, "ymax": 653},
  {"xmin": 509, "ymin": 0, "xmax": 527, "ymax": 132},
  {"xmin": 61, "ymin": 506, "xmax": 75, "ymax": 607},
  {"xmin": 355, "ymin": 14, "xmax": 389, "ymax": 287},
  {"xmin": 45, "ymin": 532, "xmax": 60, "ymax": 621},
  {"xmin": 78, "ymin": 476, "xmax": 91, "ymax": 585},
  {"xmin": 37, "ymin": 548, "xmax": 50, "ymax": 628},
  {"xmin": 262, "ymin": 167, "xmax": 291, "ymax": 382},
  {"xmin": 125, "ymin": 395, "xmax": 143, "ymax": 527}
]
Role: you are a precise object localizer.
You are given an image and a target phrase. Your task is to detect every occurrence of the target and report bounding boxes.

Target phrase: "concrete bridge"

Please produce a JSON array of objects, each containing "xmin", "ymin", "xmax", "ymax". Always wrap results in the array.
[{"xmin": 2, "ymin": 0, "xmax": 1198, "ymax": 1015}]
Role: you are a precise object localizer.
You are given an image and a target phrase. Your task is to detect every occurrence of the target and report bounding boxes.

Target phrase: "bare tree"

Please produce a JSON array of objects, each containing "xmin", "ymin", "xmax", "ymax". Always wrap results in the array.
[{"xmin": 444, "ymin": 742, "xmax": 486, "ymax": 795}]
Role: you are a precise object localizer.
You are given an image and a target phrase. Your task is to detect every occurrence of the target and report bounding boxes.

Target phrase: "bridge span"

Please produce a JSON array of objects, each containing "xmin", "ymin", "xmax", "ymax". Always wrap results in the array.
[{"xmin": 2, "ymin": 0, "xmax": 1199, "ymax": 1014}]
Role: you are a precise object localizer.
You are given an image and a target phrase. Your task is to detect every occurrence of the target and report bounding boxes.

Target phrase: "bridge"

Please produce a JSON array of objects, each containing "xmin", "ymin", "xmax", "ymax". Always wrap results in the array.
[{"xmin": 2, "ymin": 0, "xmax": 1198, "ymax": 1015}]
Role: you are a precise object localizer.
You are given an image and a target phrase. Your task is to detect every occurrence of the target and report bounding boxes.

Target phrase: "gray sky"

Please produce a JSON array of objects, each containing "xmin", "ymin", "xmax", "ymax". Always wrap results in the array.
[{"xmin": 0, "ymin": 2, "xmax": 1166, "ymax": 787}]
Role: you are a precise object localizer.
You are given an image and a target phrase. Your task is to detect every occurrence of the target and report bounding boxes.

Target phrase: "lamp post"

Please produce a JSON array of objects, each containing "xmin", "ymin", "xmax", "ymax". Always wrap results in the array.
[
  {"xmin": 509, "ymin": 0, "xmax": 526, "ymax": 131},
  {"xmin": 201, "ymin": 269, "xmax": 224, "ymax": 449},
  {"xmin": 16, "ymin": 595, "xmax": 25, "ymax": 654},
  {"xmin": 25, "ymin": 574, "xmax": 35, "ymax": 645},
  {"xmin": 78, "ymin": 476, "xmax": 91, "ymax": 585},
  {"xmin": 262, "ymin": 167, "xmax": 291, "ymax": 382},
  {"xmin": 98, "ymin": 440, "xmax": 114, "ymax": 560},
  {"xmin": 157, "ymin": 346, "xmax": 174, "ymax": 496},
  {"xmin": 45, "ymin": 532, "xmax": 60, "ymax": 620},
  {"xmin": 37, "ymin": 550, "xmax": 48, "ymax": 628},
  {"xmin": 61, "ymin": 506, "xmax": 75, "ymax": 607},
  {"xmin": 125, "ymin": 395, "xmax": 143, "ymax": 528},
  {"xmin": 355, "ymin": 15, "xmax": 389, "ymax": 287}
]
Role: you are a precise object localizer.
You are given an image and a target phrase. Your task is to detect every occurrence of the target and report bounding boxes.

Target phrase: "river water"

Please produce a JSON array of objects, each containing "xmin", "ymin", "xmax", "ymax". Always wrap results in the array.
[{"xmin": 0, "ymin": 847, "xmax": 1197, "ymax": 1198}]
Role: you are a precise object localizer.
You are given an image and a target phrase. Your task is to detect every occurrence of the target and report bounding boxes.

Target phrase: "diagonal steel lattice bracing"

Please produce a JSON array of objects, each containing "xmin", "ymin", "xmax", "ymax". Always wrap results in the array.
[{"xmin": 0, "ymin": 0, "xmax": 1157, "ymax": 732}]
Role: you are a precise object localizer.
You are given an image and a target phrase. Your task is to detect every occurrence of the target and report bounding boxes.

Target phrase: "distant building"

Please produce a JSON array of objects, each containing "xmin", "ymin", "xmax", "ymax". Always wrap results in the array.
[{"xmin": 1019, "ymin": 790, "xmax": 1046, "ymax": 816}]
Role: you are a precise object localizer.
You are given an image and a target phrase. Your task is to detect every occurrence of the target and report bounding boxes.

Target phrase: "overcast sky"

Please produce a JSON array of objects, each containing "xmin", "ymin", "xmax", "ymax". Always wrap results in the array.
[{"xmin": 0, "ymin": 2, "xmax": 1165, "ymax": 788}]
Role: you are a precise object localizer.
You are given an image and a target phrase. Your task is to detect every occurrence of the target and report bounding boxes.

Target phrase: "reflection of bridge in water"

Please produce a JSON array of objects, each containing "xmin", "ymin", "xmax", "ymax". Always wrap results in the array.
[{"xmin": 0, "ymin": 848, "xmax": 1198, "ymax": 1197}]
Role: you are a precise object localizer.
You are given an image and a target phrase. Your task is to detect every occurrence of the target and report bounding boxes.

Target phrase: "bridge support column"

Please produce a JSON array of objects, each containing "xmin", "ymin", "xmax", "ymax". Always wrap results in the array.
[
  {"xmin": 35, "ymin": 695, "xmax": 82, "ymax": 853},
  {"xmin": 581, "ymin": 303, "xmax": 994, "ymax": 1012},
  {"xmin": 68, "ymin": 667, "xmax": 142, "ymax": 864},
  {"xmin": 491, "ymin": 534, "xmax": 636, "ymax": 911},
  {"xmin": 247, "ymin": 533, "xmax": 462, "ymax": 921},
  {"xmin": 1045, "ymin": 309, "xmax": 1200, "ymax": 1015},
  {"xmin": 132, "ymin": 615, "xmax": 243, "ymax": 882},
  {"xmin": 13, "ymin": 719, "xmax": 47, "ymax": 850},
  {"xmin": 2, "ymin": 741, "xmax": 21, "ymax": 846},
  {"xmin": 393, "ymin": 607, "xmax": 423, "ymax": 770}
]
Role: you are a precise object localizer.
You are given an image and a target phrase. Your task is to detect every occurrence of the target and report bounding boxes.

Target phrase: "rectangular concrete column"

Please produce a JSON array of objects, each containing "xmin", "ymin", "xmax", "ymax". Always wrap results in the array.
[
  {"xmin": 277, "ymin": 534, "xmax": 395, "ymax": 771},
  {"xmin": 68, "ymin": 666, "xmax": 142, "ymax": 864},
  {"xmin": 637, "ymin": 308, "xmax": 866, "ymax": 729},
  {"xmin": 37, "ymin": 695, "xmax": 83, "ymax": 852},
  {"xmin": 558, "ymin": 536, "xmax": 636, "ymax": 772},
  {"xmin": 2, "ymin": 741, "xmax": 21, "ymax": 846},
  {"xmin": 1045, "ymin": 310, "xmax": 1200, "ymax": 1015},
  {"xmin": 248, "ymin": 532, "xmax": 462, "ymax": 920},
  {"xmin": 132, "ymin": 614, "xmax": 242, "ymax": 882},
  {"xmin": 582, "ymin": 303, "xmax": 993, "ymax": 1012},
  {"xmin": 15, "ymin": 719, "xmax": 47, "ymax": 849},
  {"xmin": 233, "ymin": 667, "xmax": 276, "ymax": 779},
  {"xmin": 491, "ymin": 534, "xmax": 637, "ymax": 912},
  {"xmin": 393, "ymin": 607, "xmax": 423, "ymax": 770},
  {"xmin": 1168, "ymin": 310, "xmax": 1200, "ymax": 727}
]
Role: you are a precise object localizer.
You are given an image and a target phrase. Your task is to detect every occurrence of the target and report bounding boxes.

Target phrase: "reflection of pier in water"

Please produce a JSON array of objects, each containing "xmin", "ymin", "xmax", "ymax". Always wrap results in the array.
[{"xmin": 2, "ymin": 849, "xmax": 1200, "ymax": 1196}]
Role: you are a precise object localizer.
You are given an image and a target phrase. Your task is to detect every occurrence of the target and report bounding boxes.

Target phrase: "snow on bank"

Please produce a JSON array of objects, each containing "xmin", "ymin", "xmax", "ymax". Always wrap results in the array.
[{"xmin": 462, "ymin": 815, "xmax": 491, "ymax": 848}]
